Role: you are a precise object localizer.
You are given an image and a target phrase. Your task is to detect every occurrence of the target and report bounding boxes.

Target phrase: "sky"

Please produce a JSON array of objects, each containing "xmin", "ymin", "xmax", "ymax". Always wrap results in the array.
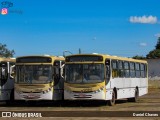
[{"xmin": 0, "ymin": 0, "xmax": 160, "ymax": 57}]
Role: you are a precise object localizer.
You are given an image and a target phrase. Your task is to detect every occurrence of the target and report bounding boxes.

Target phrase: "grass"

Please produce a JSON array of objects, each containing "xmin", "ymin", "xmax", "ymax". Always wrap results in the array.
[{"xmin": 148, "ymin": 80, "xmax": 160, "ymax": 89}]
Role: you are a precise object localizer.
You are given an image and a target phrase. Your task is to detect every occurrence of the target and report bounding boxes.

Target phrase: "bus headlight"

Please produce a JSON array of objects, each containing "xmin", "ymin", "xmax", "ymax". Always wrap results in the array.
[
  {"xmin": 16, "ymin": 90, "xmax": 23, "ymax": 94},
  {"xmin": 93, "ymin": 86, "xmax": 104, "ymax": 93},
  {"xmin": 65, "ymin": 89, "xmax": 72, "ymax": 93},
  {"xmin": 42, "ymin": 88, "xmax": 52, "ymax": 94}
]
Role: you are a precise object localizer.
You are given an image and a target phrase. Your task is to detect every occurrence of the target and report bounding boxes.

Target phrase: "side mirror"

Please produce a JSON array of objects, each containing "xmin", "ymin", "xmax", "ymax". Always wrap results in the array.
[
  {"xmin": 60, "ymin": 64, "xmax": 65, "ymax": 78},
  {"xmin": 10, "ymin": 65, "xmax": 15, "ymax": 79}
]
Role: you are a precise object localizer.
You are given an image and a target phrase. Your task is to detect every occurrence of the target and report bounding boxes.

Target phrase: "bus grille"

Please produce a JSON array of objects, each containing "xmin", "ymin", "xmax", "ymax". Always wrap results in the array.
[
  {"xmin": 72, "ymin": 91, "xmax": 93, "ymax": 93},
  {"xmin": 22, "ymin": 92, "xmax": 41, "ymax": 93},
  {"xmin": 74, "ymin": 94, "xmax": 92, "ymax": 98}
]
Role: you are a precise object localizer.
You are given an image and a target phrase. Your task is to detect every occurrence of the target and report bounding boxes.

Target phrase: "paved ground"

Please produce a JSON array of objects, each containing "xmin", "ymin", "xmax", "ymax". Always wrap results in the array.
[{"xmin": 0, "ymin": 88, "xmax": 159, "ymax": 120}]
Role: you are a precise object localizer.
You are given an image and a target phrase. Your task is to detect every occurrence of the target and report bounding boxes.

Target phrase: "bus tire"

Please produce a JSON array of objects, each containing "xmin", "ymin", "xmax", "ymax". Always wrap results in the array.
[
  {"xmin": 128, "ymin": 88, "xmax": 139, "ymax": 102},
  {"xmin": 108, "ymin": 90, "xmax": 116, "ymax": 106}
]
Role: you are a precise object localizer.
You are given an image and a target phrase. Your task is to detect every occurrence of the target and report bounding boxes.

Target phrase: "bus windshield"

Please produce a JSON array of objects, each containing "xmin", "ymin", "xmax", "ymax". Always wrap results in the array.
[
  {"xmin": 16, "ymin": 65, "xmax": 53, "ymax": 84},
  {"xmin": 65, "ymin": 64, "xmax": 104, "ymax": 84}
]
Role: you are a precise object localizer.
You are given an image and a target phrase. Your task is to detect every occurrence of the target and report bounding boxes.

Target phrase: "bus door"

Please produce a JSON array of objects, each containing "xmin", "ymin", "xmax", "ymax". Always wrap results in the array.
[
  {"xmin": 0, "ymin": 62, "xmax": 8, "ymax": 86},
  {"xmin": 105, "ymin": 59, "xmax": 111, "ymax": 85},
  {"xmin": 53, "ymin": 60, "xmax": 64, "ymax": 100}
]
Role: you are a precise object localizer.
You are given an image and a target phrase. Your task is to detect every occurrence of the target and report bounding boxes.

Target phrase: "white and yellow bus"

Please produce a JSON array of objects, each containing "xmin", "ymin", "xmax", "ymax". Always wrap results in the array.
[
  {"xmin": 64, "ymin": 54, "xmax": 148, "ymax": 105},
  {"xmin": 14, "ymin": 55, "xmax": 64, "ymax": 101},
  {"xmin": 0, "ymin": 57, "xmax": 15, "ymax": 102}
]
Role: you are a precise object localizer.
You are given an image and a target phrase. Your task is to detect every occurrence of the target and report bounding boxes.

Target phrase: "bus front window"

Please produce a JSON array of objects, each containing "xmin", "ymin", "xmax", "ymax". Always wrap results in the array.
[
  {"xmin": 16, "ymin": 65, "xmax": 52, "ymax": 84},
  {"xmin": 65, "ymin": 64, "xmax": 104, "ymax": 84}
]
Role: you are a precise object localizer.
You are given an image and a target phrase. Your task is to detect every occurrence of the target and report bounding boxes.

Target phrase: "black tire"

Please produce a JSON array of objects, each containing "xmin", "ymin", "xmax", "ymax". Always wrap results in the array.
[
  {"xmin": 108, "ymin": 90, "xmax": 116, "ymax": 106},
  {"xmin": 128, "ymin": 88, "xmax": 139, "ymax": 102}
]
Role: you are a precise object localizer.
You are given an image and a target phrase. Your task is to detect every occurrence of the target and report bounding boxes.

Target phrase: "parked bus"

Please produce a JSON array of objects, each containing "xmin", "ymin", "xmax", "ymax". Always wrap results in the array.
[
  {"xmin": 0, "ymin": 57, "xmax": 15, "ymax": 103},
  {"xmin": 14, "ymin": 55, "xmax": 64, "ymax": 101},
  {"xmin": 64, "ymin": 54, "xmax": 148, "ymax": 105}
]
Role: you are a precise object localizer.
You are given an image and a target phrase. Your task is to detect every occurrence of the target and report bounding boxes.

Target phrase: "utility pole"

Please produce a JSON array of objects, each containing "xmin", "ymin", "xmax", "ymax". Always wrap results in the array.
[
  {"xmin": 79, "ymin": 48, "xmax": 81, "ymax": 54},
  {"xmin": 63, "ymin": 50, "xmax": 72, "ymax": 57}
]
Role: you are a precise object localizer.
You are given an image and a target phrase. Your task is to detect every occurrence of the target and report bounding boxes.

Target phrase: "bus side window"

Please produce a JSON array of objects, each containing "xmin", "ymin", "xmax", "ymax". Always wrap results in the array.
[
  {"xmin": 118, "ymin": 61, "xmax": 124, "ymax": 77},
  {"xmin": 130, "ymin": 62, "xmax": 135, "ymax": 78},
  {"xmin": 112, "ymin": 60, "xmax": 118, "ymax": 78},
  {"xmin": 124, "ymin": 61, "xmax": 130, "ymax": 78},
  {"xmin": 135, "ymin": 63, "xmax": 140, "ymax": 77},
  {"xmin": 144, "ymin": 64, "xmax": 147, "ymax": 78},
  {"xmin": 140, "ymin": 63, "xmax": 145, "ymax": 78}
]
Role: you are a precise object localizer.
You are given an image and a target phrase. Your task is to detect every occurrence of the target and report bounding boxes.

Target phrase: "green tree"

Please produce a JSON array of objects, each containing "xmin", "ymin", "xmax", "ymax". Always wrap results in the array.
[
  {"xmin": 146, "ymin": 49, "xmax": 160, "ymax": 59},
  {"xmin": 155, "ymin": 37, "xmax": 160, "ymax": 49},
  {"xmin": 132, "ymin": 55, "xmax": 146, "ymax": 59},
  {"xmin": 146, "ymin": 37, "xmax": 160, "ymax": 59},
  {"xmin": 0, "ymin": 43, "xmax": 15, "ymax": 58}
]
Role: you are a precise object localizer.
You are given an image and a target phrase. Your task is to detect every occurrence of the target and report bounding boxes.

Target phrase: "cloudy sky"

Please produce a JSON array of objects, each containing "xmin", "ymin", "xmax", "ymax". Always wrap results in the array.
[{"xmin": 0, "ymin": 0, "xmax": 160, "ymax": 57}]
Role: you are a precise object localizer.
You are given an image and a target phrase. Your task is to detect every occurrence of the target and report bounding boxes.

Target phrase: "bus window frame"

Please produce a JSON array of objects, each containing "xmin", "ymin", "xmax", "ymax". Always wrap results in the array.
[
  {"xmin": 111, "ymin": 60, "xmax": 119, "ymax": 78},
  {"xmin": 130, "ymin": 62, "xmax": 136, "ymax": 78},
  {"xmin": 124, "ymin": 61, "xmax": 130, "ymax": 78},
  {"xmin": 118, "ymin": 60, "xmax": 124, "ymax": 78}
]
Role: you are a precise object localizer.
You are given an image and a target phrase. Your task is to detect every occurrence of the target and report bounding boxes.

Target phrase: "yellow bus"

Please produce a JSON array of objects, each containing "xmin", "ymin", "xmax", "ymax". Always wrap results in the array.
[
  {"xmin": 0, "ymin": 57, "xmax": 15, "ymax": 102},
  {"xmin": 64, "ymin": 54, "xmax": 148, "ymax": 105},
  {"xmin": 14, "ymin": 55, "xmax": 65, "ymax": 101}
]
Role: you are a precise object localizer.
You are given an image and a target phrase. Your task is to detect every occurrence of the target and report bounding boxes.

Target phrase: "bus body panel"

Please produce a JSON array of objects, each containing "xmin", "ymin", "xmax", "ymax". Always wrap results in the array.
[
  {"xmin": 110, "ymin": 78, "xmax": 148, "ymax": 89},
  {"xmin": 105, "ymin": 89, "xmax": 112, "ymax": 100}
]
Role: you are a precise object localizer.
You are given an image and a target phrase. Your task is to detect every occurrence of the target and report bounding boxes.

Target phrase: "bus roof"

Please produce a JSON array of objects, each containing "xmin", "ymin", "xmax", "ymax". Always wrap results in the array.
[
  {"xmin": 16, "ymin": 55, "xmax": 64, "ymax": 59},
  {"xmin": 0, "ymin": 57, "xmax": 16, "ymax": 62},
  {"xmin": 65, "ymin": 54, "xmax": 147, "ymax": 63},
  {"xmin": 16, "ymin": 55, "xmax": 64, "ymax": 63}
]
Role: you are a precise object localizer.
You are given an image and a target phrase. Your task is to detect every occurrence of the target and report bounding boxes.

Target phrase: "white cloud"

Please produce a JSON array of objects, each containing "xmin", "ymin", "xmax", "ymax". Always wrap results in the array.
[
  {"xmin": 139, "ymin": 42, "xmax": 147, "ymax": 47},
  {"xmin": 129, "ymin": 15, "xmax": 157, "ymax": 24},
  {"xmin": 155, "ymin": 33, "xmax": 160, "ymax": 37}
]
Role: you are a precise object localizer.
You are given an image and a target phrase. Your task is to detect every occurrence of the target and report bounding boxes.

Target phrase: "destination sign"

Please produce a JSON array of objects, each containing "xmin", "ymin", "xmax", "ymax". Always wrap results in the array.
[
  {"xmin": 66, "ymin": 55, "xmax": 103, "ymax": 62},
  {"xmin": 16, "ymin": 57, "xmax": 52, "ymax": 63}
]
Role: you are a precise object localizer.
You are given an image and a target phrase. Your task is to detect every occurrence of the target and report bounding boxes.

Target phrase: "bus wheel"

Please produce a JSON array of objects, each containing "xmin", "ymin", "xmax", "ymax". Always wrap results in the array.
[
  {"xmin": 128, "ymin": 88, "xmax": 139, "ymax": 102},
  {"xmin": 108, "ymin": 90, "xmax": 116, "ymax": 106}
]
